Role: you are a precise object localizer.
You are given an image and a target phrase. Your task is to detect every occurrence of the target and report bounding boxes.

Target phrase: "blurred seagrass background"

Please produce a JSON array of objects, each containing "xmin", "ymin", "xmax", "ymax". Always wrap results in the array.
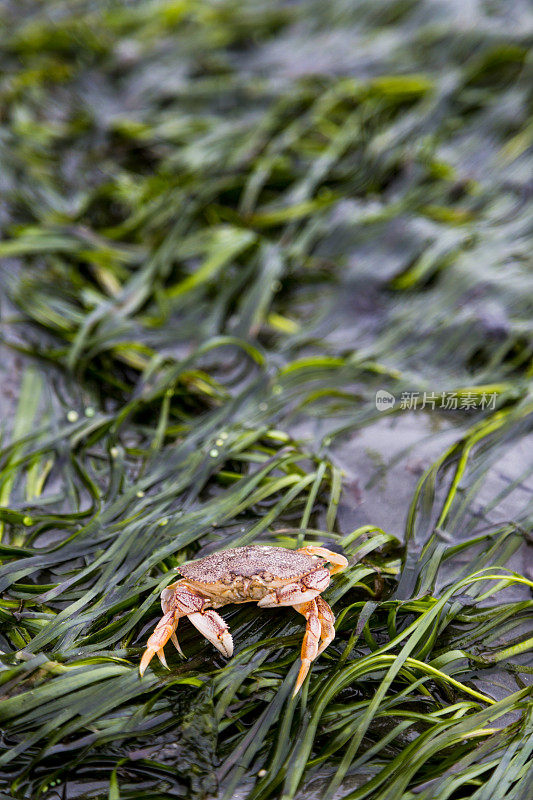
[{"xmin": 0, "ymin": 0, "xmax": 532, "ymax": 798}]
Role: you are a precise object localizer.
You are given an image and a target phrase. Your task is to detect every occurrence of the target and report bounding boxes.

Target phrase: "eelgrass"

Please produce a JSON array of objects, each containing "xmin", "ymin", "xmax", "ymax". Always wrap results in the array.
[{"xmin": 0, "ymin": 1, "xmax": 532, "ymax": 798}]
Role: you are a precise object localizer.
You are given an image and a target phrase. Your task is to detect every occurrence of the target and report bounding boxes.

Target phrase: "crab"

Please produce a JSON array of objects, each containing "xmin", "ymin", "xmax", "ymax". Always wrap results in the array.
[{"xmin": 139, "ymin": 544, "xmax": 348, "ymax": 695}]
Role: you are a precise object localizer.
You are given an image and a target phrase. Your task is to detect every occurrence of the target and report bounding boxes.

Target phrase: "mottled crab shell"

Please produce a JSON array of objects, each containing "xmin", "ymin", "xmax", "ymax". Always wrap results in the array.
[{"xmin": 178, "ymin": 545, "xmax": 324, "ymax": 584}]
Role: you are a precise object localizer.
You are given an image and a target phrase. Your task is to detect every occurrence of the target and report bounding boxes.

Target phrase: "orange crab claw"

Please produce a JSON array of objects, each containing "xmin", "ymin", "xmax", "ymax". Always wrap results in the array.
[{"xmin": 296, "ymin": 546, "xmax": 348, "ymax": 575}]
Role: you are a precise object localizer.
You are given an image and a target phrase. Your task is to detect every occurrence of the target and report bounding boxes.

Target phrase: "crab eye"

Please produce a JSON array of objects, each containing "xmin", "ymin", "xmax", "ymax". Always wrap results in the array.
[
  {"xmin": 261, "ymin": 571, "xmax": 273, "ymax": 582},
  {"xmin": 221, "ymin": 574, "xmax": 233, "ymax": 584}
]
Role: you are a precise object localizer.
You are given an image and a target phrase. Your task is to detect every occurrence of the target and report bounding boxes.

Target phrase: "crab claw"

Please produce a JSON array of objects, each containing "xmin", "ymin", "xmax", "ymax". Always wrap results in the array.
[
  {"xmin": 187, "ymin": 610, "xmax": 234, "ymax": 657},
  {"xmin": 297, "ymin": 546, "xmax": 348, "ymax": 575}
]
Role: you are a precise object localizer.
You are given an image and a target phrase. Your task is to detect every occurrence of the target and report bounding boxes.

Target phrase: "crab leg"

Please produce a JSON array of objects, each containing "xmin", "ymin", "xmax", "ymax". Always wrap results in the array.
[
  {"xmin": 292, "ymin": 597, "xmax": 337, "ymax": 695},
  {"xmin": 315, "ymin": 596, "xmax": 336, "ymax": 656},
  {"xmin": 297, "ymin": 546, "xmax": 348, "ymax": 575},
  {"xmin": 292, "ymin": 599, "xmax": 322, "ymax": 696},
  {"xmin": 139, "ymin": 581, "xmax": 206, "ymax": 676},
  {"xmin": 139, "ymin": 608, "xmax": 178, "ymax": 674},
  {"xmin": 161, "ymin": 582, "xmax": 185, "ymax": 656}
]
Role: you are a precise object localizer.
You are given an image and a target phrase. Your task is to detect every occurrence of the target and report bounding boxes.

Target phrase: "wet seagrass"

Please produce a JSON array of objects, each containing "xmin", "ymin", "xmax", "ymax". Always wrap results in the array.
[{"xmin": 0, "ymin": 0, "xmax": 532, "ymax": 798}]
